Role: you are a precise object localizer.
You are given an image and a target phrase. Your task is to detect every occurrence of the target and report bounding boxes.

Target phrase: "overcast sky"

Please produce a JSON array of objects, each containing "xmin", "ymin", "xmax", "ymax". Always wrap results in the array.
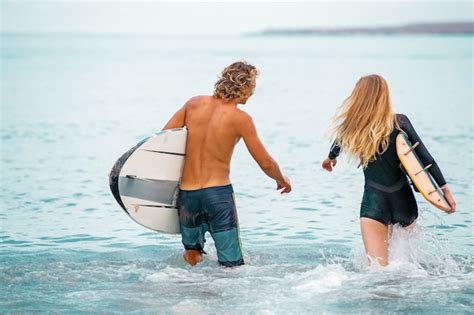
[{"xmin": 2, "ymin": 1, "xmax": 472, "ymax": 34}]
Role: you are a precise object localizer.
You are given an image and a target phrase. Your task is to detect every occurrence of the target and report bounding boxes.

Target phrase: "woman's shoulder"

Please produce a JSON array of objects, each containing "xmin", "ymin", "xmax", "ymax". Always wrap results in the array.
[
  {"xmin": 395, "ymin": 113, "xmax": 408, "ymax": 120},
  {"xmin": 395, "ymin": 113, "xmax": 411, "ymax": 126}
]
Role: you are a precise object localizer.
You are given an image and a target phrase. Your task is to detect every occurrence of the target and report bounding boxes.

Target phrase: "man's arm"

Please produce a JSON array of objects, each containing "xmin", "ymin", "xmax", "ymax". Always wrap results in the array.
[
  {"xmin": 238, "ymin": 112, "xmax": 291, "ymax": 193},
  {"xmin": 162, "ymin": 105, "xmax": 186, "ymax": 130}
]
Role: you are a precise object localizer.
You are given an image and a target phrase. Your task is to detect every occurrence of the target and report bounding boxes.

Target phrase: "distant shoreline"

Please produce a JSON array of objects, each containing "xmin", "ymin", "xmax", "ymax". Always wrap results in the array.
[
  {"xmin": 260, "ymin": 22, "xmax": 474, "ymax": 36},
  {"xmin": 1, "ymin": 22, "xmax": 473, "ymax": 37}
]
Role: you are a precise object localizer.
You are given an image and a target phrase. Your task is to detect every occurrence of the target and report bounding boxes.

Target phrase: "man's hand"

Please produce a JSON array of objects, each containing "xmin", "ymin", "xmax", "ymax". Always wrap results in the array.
[
  {"xmin": 441, "ymin": 185, "xmax": 456, "ymax": 214},
  {"xmin": 277, "ymin": 176, "xmax": 292, "ymax": 194},
  {"xmin": 322, "ymin": 158, "xmax": 337, "ymax": 172},
  {"xmin": 239, "ymin": 112, "xmax": 289, "ymax": 187}
]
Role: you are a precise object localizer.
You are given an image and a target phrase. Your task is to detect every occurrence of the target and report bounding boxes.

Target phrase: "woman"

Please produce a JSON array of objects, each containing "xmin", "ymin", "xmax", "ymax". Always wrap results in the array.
[{"xmin": 322, "ymin": 74, "xmax": 456, "ymax": 266}]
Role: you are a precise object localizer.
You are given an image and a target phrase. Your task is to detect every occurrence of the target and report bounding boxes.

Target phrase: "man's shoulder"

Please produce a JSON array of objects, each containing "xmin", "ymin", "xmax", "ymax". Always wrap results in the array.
[
  {"xmin": 185, "ymin": 95, "xmax": 213, "ymax": 107},
  {"xmin": 232, "ymin": 109, "xmax": 255, "ymax": 130}
]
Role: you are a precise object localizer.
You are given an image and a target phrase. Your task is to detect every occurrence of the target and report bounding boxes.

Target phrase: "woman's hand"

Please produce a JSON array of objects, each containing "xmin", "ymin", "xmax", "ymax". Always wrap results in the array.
[
  {"xmin": 441, "ymin": 185, "xmax": 456, "ymax": 213},
  {"xmin": 322, "ymin": 158, "xmax": 337, "ymax": 172}
]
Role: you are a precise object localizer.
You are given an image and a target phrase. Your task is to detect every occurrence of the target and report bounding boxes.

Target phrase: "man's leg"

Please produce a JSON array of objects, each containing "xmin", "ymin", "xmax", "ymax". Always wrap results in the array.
[
  {"xmin": 211, "ymin": 227, "xmax": 244, "ymax": 267},
  {"xmin": 180, "ymin": 224, "xmax": 206, "ymax": 266},
  {"xmin": 178, "ymin": 190, "xmax": 206, "ymax": 266},
  {"xmin": 205, "ymin": 186, "xmax": 244, "ymax": 267},
  {"xmin": 183, "ymin": 249, "xmax": 203, "ymax": 266}
]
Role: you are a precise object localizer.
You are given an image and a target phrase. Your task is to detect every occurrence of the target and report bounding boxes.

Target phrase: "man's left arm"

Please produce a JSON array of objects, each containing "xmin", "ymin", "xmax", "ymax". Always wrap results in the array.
[{"xmin": 162, "ymin": 105, "xmax": 186, "ymax": 130}]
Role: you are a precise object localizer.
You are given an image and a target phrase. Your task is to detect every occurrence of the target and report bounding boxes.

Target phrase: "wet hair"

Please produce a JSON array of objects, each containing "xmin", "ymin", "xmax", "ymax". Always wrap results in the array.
[{"xmin": 214, "ymin": 61, "xmax": 258, "ymax": 102}]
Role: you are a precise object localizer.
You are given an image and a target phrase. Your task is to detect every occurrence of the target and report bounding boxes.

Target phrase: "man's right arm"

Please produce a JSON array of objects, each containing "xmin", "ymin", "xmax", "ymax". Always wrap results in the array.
[{"xmin": 238, "ymin": 112, "xmax": 291, "ymax": 193}]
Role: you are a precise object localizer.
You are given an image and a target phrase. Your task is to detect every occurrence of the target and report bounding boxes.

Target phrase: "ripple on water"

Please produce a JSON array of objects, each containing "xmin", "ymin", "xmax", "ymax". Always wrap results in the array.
[
  {"xmin": 293, "ymin": 207, "xmax": 318, "ymax": 211},
  {"xmin": 320, "ymin": 199, "xmax": 335, "ymax": 207},
  {"xmin": 38, "ymin": 234, "xmax": 116, "ymax": 244},
  {"xmin": 40, "ymin": 197, "xmax": 59, "ymax": 203},
  {"xmin": 0, "ymin": 238, "xmax": 32, "ymax": 245}
]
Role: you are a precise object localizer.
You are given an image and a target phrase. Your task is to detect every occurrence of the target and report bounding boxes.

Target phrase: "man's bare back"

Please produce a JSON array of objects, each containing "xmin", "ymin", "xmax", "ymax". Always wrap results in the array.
[
  {"xmin": 175, "ymin": 96, "xmax": 241, "ymax": 190},
  {"xmin": 163, "ymin": 95, "xmax": 291, "ymax": 192}
]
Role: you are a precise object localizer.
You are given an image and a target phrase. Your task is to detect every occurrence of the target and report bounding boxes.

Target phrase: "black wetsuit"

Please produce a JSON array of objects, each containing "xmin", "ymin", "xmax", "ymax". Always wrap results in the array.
[{"xmin": 328, "ymin": 114, "xmax": 446, "ymax": 226}]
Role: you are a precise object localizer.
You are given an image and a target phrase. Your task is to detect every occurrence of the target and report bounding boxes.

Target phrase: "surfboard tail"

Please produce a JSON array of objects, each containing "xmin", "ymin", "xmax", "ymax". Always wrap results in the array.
[
  {"xmin": 109, "ymin": 137, "xmax": 150, "ymax": 212},
  {"xmin": 108, "ymin": 128, "xmax": 187, "ymax": 234}
]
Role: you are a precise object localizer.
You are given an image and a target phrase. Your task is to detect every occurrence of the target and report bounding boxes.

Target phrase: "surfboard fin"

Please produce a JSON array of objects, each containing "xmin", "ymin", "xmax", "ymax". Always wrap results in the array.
[
  {"xmin": 414, "ymin": 164, "xmax": 432, "ymax": 176},
  {"xmin": 403, "ymin": 142, "xmax": 419, "ymax": 155},
  {"xmin": 428, "ymin": 188, "xmax": 443, "ymax": 195}
]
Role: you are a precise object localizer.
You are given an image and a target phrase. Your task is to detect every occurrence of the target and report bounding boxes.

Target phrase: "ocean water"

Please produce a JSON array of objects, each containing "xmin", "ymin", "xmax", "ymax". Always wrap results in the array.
[{"xmin": 1, "ymin": 33, "xmax": 473, "ymax": 313}]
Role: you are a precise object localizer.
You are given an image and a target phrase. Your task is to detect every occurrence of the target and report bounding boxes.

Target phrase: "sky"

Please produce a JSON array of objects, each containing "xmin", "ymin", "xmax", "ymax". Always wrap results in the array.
[{"xmin": 1, "ymin": 1, "xmax": 473, "ymax": 35}]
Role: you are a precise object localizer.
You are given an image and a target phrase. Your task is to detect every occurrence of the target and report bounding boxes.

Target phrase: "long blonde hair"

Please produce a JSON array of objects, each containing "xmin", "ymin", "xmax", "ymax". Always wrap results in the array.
[{"xmin": 331, "ymin": 74, "xmax": 399, "ymax": 168}]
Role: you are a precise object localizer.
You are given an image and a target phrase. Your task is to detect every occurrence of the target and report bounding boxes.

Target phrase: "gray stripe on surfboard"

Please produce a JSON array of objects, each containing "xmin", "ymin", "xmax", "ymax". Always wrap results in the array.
[
  {"xmin": 140, "ymin": 149, "xmax": 185, "ymax": 156},
  {"xmin": 129, "ymin": 204, "xmax": 177, "ymax": 209},
  {"xmin": 118, "ymin": 176, "xmax": 179, "ymax": 205}
]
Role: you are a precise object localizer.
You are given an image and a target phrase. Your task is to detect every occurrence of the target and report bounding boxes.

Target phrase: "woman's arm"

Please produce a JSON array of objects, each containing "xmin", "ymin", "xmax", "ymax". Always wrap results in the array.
[
  {"xmin": 398, "ymin": 114, "xmax": 446, "ymax": 187},
  {"xmin": 398, "ymin": 114, "xmax": 456, "ymax": 212},
  {"xmin": 322, "ymin": 141, "xmax": 340, "ymax": 172}
]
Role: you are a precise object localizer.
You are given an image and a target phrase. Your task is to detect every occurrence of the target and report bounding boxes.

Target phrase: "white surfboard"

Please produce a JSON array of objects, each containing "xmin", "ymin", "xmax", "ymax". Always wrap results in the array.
[{"xmin": 109, "ymin": 128, "xmax": 187, "ymax": 233}]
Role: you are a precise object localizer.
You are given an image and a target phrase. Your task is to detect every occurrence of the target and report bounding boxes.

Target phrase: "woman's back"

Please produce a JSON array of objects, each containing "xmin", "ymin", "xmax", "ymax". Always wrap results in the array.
[{"xmin": 363, "ymin": 114, "xmax": 446, "ymax": 190}]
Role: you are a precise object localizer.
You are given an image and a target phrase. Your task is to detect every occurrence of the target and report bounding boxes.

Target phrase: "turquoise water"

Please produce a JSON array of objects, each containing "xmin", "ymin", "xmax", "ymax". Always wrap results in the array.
[{"xmin": 1, "ymin": 34, "xmax": 473, "ymax": 313}]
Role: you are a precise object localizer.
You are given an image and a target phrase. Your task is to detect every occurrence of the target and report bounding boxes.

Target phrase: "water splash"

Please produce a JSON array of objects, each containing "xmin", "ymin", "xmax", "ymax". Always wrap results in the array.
[{"xmin": 387, "ymin": 223, "xmax": 461, "ymax": 276}]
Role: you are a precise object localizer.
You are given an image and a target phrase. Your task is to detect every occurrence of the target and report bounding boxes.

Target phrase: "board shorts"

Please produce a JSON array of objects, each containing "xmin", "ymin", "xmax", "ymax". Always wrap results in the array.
[
  {"xmin": 360, "ymin": 177, "xmax": 418, "ymax": 227},
  {"xmin": 177, "ymin": 184, "xmax": 244, "ymax": 267}
]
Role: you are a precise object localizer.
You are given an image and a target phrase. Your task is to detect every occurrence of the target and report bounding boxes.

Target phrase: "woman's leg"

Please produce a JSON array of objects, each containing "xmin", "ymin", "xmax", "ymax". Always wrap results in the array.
[
  {"xmin": 360, "ymin": 217, "xmax": 390, "ymax": 266},
  {"xmin": 404, "ymin": 219, "xmax": 416, "ymax": 231}
]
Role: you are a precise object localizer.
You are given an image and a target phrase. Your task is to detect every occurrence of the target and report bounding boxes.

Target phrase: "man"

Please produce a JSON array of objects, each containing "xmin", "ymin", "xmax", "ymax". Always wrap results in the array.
[{"xmin": 163, "ymin": 61, "xmax": 291, "ymax": 267}]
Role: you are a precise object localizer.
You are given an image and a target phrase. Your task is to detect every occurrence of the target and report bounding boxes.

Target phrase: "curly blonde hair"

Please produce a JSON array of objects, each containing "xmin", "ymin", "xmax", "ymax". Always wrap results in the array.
[{"xmin": 214, "ymin": 61, "xmax": 258, "ymax": 102}]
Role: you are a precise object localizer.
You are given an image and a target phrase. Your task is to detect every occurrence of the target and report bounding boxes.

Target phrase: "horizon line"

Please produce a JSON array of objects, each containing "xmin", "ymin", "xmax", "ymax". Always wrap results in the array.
[{"xmin": 1, "ymin": 20, "xmax": 473, "ymax": 36}]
